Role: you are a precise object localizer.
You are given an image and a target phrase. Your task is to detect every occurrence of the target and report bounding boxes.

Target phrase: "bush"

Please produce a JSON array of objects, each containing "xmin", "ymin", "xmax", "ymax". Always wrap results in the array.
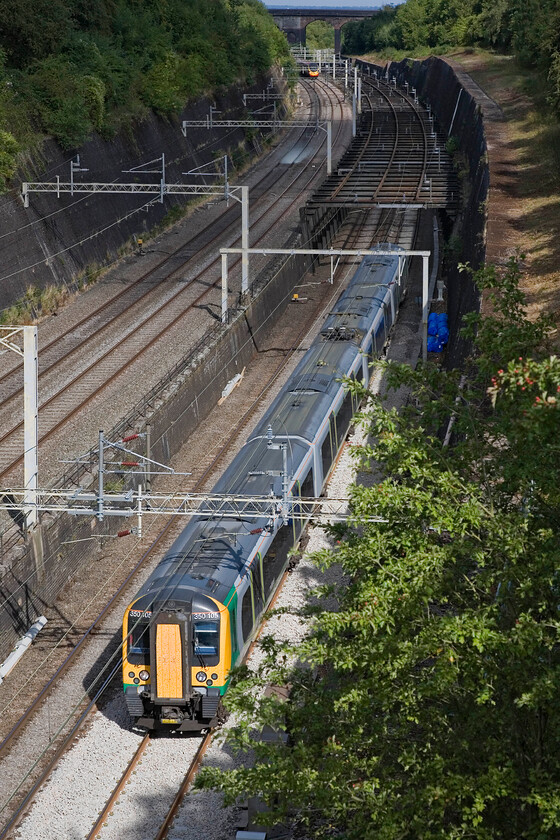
[
  {"xmin": 0, "ymin": 0, "xmax": 291, "ymax": 159},
  {"xmin": 0, "ymin": 129, "xmax": 19, "ymax": 189}
]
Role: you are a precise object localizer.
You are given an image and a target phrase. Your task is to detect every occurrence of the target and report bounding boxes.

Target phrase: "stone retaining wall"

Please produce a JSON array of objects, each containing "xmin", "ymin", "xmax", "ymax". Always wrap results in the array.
[{"xmin": 356, "ymin": 55, "xmax": 495, "ymax": 367}]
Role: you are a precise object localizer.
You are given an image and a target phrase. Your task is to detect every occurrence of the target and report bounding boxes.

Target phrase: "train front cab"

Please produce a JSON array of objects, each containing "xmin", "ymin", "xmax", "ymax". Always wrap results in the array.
[{"xmin": 122, "ymin": 593, "xmax": 232, "ymax": 732}]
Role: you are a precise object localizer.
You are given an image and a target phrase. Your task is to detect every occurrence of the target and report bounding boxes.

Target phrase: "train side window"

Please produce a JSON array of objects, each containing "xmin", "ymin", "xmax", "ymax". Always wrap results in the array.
[
  {"xmin": 336, "ymin": 391, "xmax": 354, "ymax": 440},
  {"xmin": 241, "ymin": 586, "xmax": 254, "ymax": 641},
  {"xmin": 230, "ymin": 607, "xmax": 238, "ymax": 656},
  {"xmin": 321, "ymin": 421, "xmax": 335, "ymax": 480},
  {"xmin": 252, "ymin": 557, "xmax": 264, "ymax": 618},
  {"xmin": 262, "ymin": 527, "xmax": 292, "ymax": 600},
  {"xmin": 301, "ymin": 468, "xmax": 314, "ymax": 499}
]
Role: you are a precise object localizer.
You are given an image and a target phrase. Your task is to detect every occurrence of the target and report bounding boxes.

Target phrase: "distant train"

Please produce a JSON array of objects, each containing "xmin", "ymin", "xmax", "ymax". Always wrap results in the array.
[
  {"xmin": 300, "ymin": 62, "xmax": 320, "ymax": 78},
  {"xmin": 122, "ymin": 247, "xmax": 407, "ymax": 732}
]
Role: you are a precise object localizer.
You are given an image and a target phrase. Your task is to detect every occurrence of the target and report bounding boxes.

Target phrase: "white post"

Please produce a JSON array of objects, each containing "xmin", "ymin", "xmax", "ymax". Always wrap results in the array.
[
  {"xmin": 422, "ymin": 255, "xmax": 429, "ymax": 363},
  {"xmin": 241, "ymin": 185, "xmax": 249, "ymax": 295},
  {"xmin": 222, "ymin": 253, "xmax": 229, "ymax": 324},
  {"xmin": 345, "ymin": 59, "xmax": 348, "ymax": 90},
  {"xmin": 354, "ymin": 66, "xmax": 358, "ymax": 100},
  {"xmin": 352, "ymin": 95, "xmax": 357, "ymax": 138},
  {"xmin": 23, "ymin": 327, "xmax": 38, "ymax": 530},
  {"xmin": 327, "ymin": 121, "xmax": 332, "ymax": 175},
  {"xmin": 137, "ymin": 484, "xmax": 143, "ymax": 539},
  {"xmin": 97, "ymin": 429, "xmax": 105, "ymax": 522},
  {"xmin": 332, "ymin": 54, "xmax": 336, "ymax": 80},
  {"xmin": 160, "ymin": 152, "xmax": 166, "ymax": 203},
  {"xmin": 357, "ymin": 77, "xmax": 362, "ymax": 115},
  {"xmin": 0, "ymin": 617, "xmax": 47, "ymax": 685}
]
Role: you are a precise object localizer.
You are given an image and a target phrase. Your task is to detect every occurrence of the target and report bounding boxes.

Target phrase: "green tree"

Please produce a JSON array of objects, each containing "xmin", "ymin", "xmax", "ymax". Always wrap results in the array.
[
  {"xmin": 306, "ymin": 20, "xmax": 335, "ymax": 51},
  {"xmin": 199, "ymin": 260, "xmax": 560, "ymax": 839},
  {"xmin": 0, "ymin": 0, "xmax": 291, "ymax": 153},
  {"xmin": 342, "ymin": 8, "xmax": 401, "ymax": 54},
  {"xmin": 0, "ymin": 129, "xmax": 19, "ymax": 189}
]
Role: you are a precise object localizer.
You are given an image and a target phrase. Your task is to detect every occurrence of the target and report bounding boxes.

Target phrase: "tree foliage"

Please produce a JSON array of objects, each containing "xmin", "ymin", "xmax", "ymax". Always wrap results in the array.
[
  {"xmin": 306, "ymin": 20, "xmax": 335, "ymax": 52},
  {"xmin": 198, "ymin": 259, "xmax": 560, "ymax": 839},
  {"xmin": 342, "ymin": 0, "xmax": 560, "ymax": 112},
  {"xmin": 0, "ymin": 0, "xmax": 290, "ymax": 151}
]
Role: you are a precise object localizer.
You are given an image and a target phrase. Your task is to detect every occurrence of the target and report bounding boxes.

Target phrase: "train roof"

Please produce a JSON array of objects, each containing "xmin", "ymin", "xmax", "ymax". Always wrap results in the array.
[
  {"xmin": 132, "ymin": 340, "xmax": 360, "ymax": 608},
  {"xmin": 129, "ymin": 252, "xmax": 404, "ymax": 611},
  {"xmin": 321, "ymin": 252, "xmax": 402, "ymax": 340}
]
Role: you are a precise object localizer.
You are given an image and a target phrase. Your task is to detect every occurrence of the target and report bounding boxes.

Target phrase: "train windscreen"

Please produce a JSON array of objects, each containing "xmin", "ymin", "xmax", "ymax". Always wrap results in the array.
[
  {"xmin": 193, "ymin": 620, "xmax": 220, "ymax": 665},
  {"xmin": 128, "ymin": 618, "xmax": 150, "ymax": 663}
]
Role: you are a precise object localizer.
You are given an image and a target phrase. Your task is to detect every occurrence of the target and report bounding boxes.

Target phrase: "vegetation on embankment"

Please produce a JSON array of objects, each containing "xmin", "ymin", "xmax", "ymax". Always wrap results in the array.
[
  {"xmin": 343, "ymin": 0, "xmax": 560, "ymax": 115},
  {"xmin": 200, "ymin": 256, "xmax": 560, "ymax": 840},
  {"xmin": 0, "ymin": 0, "xmax": 291, "ymax": 184},
  {"xmin": 449, "ymin": 51, "xmax": 560, "ymax": 338}
]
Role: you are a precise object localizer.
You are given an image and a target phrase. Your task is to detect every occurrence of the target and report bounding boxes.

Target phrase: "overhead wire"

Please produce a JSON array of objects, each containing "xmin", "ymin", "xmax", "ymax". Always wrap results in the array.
[{"xmin": 0, "ymin": 76, "xmax": 399, "ymax": 763}]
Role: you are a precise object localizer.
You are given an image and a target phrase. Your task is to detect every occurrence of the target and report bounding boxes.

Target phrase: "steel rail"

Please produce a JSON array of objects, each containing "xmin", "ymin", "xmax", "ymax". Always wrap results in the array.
[
  {"xmin": 85, "ymin": 734, "xmax": 151, "ymax": 840},
  {"xmin": 0, "ymin": 88, "xmax": 320, "ymax": 402},
  {"xmin": 328, "ymin": 92, "xmax": 375, "ymax": 202},
  {"xmin": 0, "ymin": 85, "xmax": 347, "ymax": 831},
  {"xmin": 363, "ymin": 77, "xmax": 429, "ymax": 203},
  {"xmin": 0, "ymin": 81, "xmax": 346, "ymax": 485},
  {"xmin": 371, "ymin": 85, "xmax": 403, "ymax": 200}
]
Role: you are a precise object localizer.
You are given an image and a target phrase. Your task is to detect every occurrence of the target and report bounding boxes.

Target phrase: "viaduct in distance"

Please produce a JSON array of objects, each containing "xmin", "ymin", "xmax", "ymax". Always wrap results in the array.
[{"xmin": 265, "ymin": 5, "xmax": 379, "ymax": 53}]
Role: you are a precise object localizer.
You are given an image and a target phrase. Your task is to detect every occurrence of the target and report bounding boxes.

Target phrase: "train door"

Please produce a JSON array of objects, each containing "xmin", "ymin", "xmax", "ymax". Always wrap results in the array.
[
  {"xmin": 239, "ymin": 556, "xmax": 266, "ymax": 650},
  {"xmin": 228, "ymin": 592, "xmax": 240, "ymax": 666},
  {"xmin": 262, "ymin": 527, "xmax": 293, "ymax": 604},
  {"xmin": 240, "ymin": 578, "xmax": 253, "ymax": 650},
  {"xmin": 320, "ymin": 417, "xmax": 337, "ymax": 487},
  {"xmin": 292, "ymin": 468, "xmax": 315, "ymax": 536},
  {"xmin": 150, "ymin": 611, "xmax": 190, "ymax": 708},
  {"xmin": 252, "ymin": 556, "xmax": 265, "ymax": 619}
]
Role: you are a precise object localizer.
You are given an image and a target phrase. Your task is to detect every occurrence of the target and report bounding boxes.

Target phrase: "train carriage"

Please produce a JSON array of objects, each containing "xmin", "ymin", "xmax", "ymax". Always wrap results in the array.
[
  {"xmin": 122, "ymin": 248, "xmax": 407, "ymax": 731},
  {"xmin": 300, "ymin": 62, "xmax": 320, "ymax": 78}
]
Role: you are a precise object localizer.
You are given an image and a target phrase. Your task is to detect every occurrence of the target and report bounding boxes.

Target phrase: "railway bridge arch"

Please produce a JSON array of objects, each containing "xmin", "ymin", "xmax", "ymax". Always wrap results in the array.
[{"xmin": 266, "ymin": 6, "xmax": 377, "ymax": 53}]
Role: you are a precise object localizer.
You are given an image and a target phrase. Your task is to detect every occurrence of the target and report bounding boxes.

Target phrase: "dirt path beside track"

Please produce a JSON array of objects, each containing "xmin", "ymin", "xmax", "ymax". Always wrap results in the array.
[{"xmin": 448, "ymin": 51, "xmax": 560, "ymax": 340}]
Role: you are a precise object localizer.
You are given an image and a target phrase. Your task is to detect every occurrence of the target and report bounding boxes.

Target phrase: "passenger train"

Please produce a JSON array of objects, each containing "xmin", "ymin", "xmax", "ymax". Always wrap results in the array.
[
  {"xmin": 122, "ymin": 247, "xmax": 407, "ymax": 731},
  {"xmin": 300, "ymin": 62, "xmax": 320, "ymax": 78}
]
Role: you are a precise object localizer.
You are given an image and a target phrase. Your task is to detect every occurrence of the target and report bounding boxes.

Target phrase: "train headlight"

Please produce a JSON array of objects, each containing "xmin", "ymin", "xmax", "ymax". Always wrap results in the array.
[
  {"xmin": 128, "ymin": 671, "xmax": 135, "ymax": 679},
  {"xmin": 211, "ymin": 673, "xmax": 218, "ymax": 681},
  {"xmin": 196, "ymin": 671, "xmax": 206, "ymax": 683},
  {"xmin": 139, "ymin": 670, "xmax": 149, "ymax": 681}
]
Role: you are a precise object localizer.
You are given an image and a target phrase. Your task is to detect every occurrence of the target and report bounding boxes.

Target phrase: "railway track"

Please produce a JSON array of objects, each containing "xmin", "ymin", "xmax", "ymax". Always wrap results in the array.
[
  {"xmin": 0, "ymin": 79, "xmax": 346, "ymax": 494},
  {"xmin": 78, "ymin": 204, "xmax": 422, "ymax": 840},
  {"xmin": 0, "ymin": 223, "xmax": 362, "ymax": 839},
  {"xmin": 0, "ymin": 73, "xmax": 436, "ymax": 837},
  {"xmin": 0, "ymin": 88, "xmax": 320, "ymax": 404},
  {"xmin": 311, "ymin": 74, "xmax": 458, "ymax": 209}
]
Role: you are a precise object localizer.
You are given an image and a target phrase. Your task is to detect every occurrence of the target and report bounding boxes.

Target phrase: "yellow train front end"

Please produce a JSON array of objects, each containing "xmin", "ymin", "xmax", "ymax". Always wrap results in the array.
[{"xmin": 122, "ymin": 592, "xmax": 232, "ymax": 732}]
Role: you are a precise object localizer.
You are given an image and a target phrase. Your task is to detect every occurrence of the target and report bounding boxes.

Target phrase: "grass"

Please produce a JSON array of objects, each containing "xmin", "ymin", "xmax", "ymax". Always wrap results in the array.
[
  {"xmin": 364, "ymin": 46, "xmax": 560, "ymax": 341},
  {"xmin": 447, "ymin": 49, "xmax": 560, "ymax": 340}
]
